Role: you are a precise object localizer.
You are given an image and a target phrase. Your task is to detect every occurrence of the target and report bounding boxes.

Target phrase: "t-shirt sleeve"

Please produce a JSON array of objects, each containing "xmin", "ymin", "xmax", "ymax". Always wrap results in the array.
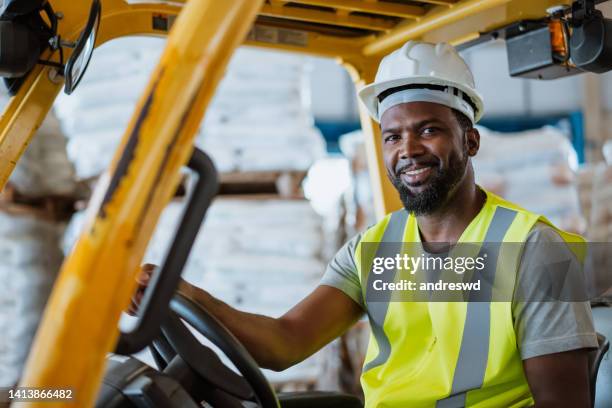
[
  {"xmin": 319, "ymin": 233, "xmax": 365, "ymax": 310},
  {"xmin": 512, "ymin": 223, "xmax": 599, "ymax": 360}
]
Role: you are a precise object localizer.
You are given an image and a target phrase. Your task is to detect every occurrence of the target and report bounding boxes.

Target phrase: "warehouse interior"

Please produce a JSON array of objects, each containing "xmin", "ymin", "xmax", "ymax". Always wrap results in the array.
[{"xmin": 0, "ymin": 0, "xmax": 612, "ymax": 407}]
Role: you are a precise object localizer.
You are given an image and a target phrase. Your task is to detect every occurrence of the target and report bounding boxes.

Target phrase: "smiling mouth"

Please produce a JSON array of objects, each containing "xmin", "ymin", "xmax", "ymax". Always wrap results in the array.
[
  {"xmin": 402, "ymin": 167, "xmax": 430, "ymax": 176},
  {"xmin": 399, "ymin": 165, "xmax": 435, "ymax": 185}
]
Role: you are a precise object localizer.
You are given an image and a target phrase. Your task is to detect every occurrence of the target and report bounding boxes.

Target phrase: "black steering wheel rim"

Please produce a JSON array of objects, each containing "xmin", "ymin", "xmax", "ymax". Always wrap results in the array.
[{"xmin": 165, "ymin": 293, "xmax": 280, "ymax": 408}]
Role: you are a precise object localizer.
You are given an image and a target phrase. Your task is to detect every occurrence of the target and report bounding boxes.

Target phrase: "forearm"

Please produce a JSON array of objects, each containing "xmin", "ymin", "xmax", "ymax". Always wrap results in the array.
[
  {"xmin": 524, "ymin": 349, "xmax": 591, "ymax": 408},
  {"xmin": 186, "ymin": 284, "xmax": 299, "ymax": 371}
]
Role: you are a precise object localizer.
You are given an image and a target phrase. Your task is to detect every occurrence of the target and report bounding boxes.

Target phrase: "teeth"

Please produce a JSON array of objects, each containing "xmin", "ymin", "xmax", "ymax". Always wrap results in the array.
[{"xmin": 404, "ymin": 167, "xmax": 429, "ymax": 176}]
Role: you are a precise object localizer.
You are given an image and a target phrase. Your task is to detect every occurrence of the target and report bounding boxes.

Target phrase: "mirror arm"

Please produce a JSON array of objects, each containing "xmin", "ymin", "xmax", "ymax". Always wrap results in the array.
[
  {"xmin": 59, "ymin": 39, "xmax": 77, "ymax": 49},
  {"xmin": 38, "ymin": 41, "xmax": 65, "ymax": 73},
  {"xmin": 37, "ymin": 59, "xmax": 64, "ymax": 71}
]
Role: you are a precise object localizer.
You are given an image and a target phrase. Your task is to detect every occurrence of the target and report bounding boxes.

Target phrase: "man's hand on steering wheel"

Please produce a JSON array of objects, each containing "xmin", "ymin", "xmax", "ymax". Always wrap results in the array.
[{"xmin": 127, "ymin": 263, "xmax": 194, "ymax": 316}]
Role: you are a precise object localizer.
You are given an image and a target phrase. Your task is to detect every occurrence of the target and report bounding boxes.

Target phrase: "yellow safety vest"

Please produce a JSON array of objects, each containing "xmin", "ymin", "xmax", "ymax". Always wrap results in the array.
[{"xmin": 356, "ymin": 189, "xmax": 584, "ymax": 408}]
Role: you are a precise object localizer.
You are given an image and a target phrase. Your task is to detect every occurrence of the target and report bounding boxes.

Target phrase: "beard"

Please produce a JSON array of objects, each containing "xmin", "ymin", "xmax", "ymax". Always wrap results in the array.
[{"xmin": 390, "ymin": 148, "xmax": 468, "ymax": 216}]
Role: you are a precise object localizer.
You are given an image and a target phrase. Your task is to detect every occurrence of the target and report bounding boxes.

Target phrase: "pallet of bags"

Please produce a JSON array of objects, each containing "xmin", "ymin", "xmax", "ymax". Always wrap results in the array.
[
  {"xmin": 0, "ymin": 103, "xmax": 77, "ymax": 387},
  {"xmin": 54, "ymin": 38, "xmax": 325, "ymax": 179},
  {"xmin": 144, "ymin": 198, "xmax": 326, "ymax": 312},
  {"xmin": 576, "ymin": 159, "xmax": 612, "ymax": 301},
  {"xmin": 0, "ymin": 215, "xmax": 65, "ymax": 386},
  {"xmin": 473, "ymin": 126, "xmax": 584, "ymax": 233},
  {"xmin": 53, "ymin": 38, "xmax": 165, "ymax": 179},
  {"xmin": 148, "ymin": 197, "xmax": 331, "ymax": 387},
  {"xmin": 588, "ymin": 163, "xmax": 612, "ymax": 300},
  {"xmin": 338, "ymin": 130, "xmax": 376, "ymax": 233},
  {"xmin": 63, "ymin": 195, "xmax": 334, "ymax": 386},
  {"xmin": 570, "ymin": 139, "xmax": 612, "ymax": 237}
]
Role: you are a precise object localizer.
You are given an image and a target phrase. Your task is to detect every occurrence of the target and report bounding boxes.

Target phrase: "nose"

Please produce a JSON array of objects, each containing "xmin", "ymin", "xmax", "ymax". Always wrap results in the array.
[{"xmin": 399, "ymin": 132, "xmax": 425, "ymax": 160}]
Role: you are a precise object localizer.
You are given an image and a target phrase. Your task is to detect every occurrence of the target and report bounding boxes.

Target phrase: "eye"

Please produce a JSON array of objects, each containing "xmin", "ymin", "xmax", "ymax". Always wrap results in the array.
[
  {"xmin": 384, "ymin": 134, "xmax": 401, "ymax": 143},
  {"xmin": 422, "ymin": 127, "xmax": 440, "ymax": 136}
]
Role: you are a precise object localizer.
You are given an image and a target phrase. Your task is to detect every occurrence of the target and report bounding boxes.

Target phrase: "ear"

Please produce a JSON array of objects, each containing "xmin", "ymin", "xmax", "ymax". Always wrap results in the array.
[{"xmin": 465, "ymin": 127, "xmax": 480, "ymax": 157}]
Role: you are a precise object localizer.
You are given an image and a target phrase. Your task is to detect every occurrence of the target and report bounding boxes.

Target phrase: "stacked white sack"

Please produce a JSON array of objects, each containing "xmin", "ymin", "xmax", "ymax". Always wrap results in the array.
[
  {"xmin": 577, "ymin": 142, "xmax": 612, "ymax": 241},
  {"xmin": 0, "ymin": 215, "xmax": 64, "ymax": 386},
  {"xmin": 54, "ymin": 38, "xmax": 325, "ymax": 179},
  {"xmin": 577, "ymin": 163, "xmax": 612, "ymax": 241},
  {"xmin": 0, "ymin": 91, "xmax": 77, "ymax": 197},
  {"xmin": 148, "ymin": 199, "xmax": 325, "ymax": 304},
  {"xmin": 9, "ymin": 113, "xmax": 79, "ymax": 197},
  {"xmin": 201, "ymin": 48, "xmax": 325, "ymax": 172},
  {"xmin": 0, "ymin": 92, "xmax": 74, "ymax": 385},
  {"xmin": 473, "ymin": 126, "xmax": 583, "ymax": 232},
  {"xmin": 159, "ymin": 198, "xmax": 327, "ymax": 384},
  {"xmin": 338, "ymin": 130, "xmax": 377, "ymax": 231},
  {"xmin": 590, "ymin": 142, "xmax": 612, "ymax": 241},
  {"xmin": 64, "ymin": 197, "xmax": 330, "ymax": 384},
  {"xmin": 53, "ymin": 38, "xmax": 163, "ymax": 179},
  {"xmin": 589, "ymin": 165, "xmax": 612, "ymax": 242},
  {"xmin": 576, "ymin": 165, "xmax": 598, "ymax": 225}
]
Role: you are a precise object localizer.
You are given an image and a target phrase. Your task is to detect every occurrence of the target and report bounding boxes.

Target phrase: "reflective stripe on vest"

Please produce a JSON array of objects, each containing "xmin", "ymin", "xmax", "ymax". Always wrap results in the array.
[
  {"xmin": 436, "ymin": 207, "xmax": 517, "ymax": 408},
  {"xmin": 363, "ymin": 207, "xmax": 518, "ymax": 407},
  {"xmin": 363, "ymin": 209, "xmax": 409, "ymax": 372}
]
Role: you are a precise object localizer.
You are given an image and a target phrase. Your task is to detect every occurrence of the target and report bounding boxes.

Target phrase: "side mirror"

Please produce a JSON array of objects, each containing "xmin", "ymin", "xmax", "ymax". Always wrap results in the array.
[
  {"xmin": 64, "ymin": 0, "xmax": 101, "ymax": 94},
  {"xmin": 0, "ymin": 0, "xmax": 101, "ymax": 95}
]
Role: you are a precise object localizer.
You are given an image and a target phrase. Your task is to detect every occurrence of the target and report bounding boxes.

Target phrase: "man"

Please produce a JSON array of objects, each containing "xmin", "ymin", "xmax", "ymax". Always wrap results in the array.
[{"xmin": 131, "ymin": 41, "xmax": 598, "ymax": 407}]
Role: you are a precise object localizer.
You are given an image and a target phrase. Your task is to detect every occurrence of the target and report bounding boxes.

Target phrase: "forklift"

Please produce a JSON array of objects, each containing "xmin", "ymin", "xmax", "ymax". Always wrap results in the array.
[{"xmin": 0, "ymin": 0, "xmax": 610, "ymax": 406}]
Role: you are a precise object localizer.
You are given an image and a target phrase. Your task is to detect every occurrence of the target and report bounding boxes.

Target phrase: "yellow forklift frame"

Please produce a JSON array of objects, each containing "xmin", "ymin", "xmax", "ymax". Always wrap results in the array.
[{"xmin": 3, "ymin": 0, "xmax": 572, "ymax": 405}]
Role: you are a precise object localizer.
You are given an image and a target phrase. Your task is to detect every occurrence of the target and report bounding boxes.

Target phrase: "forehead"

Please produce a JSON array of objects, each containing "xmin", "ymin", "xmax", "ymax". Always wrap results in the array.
[{"xmin": 380, "ymin": 101, "xmax": 455, "ymax": 129}]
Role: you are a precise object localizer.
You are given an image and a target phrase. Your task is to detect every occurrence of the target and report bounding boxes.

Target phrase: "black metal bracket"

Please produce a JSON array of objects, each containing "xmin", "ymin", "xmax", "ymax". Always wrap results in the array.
[
  {"xmin": 115, "ymin": 148, "xmax": 219, "ymax": 355},
  {"xmin": 571, "ymin": 0, "xmax": 599, "ymax": 26}
]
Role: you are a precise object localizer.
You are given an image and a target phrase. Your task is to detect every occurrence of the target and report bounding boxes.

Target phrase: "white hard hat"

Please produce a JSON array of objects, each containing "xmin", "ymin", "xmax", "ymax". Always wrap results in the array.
[{"xmin": 358, "ymin": 41, "xmax": 484, "ymax": 124}]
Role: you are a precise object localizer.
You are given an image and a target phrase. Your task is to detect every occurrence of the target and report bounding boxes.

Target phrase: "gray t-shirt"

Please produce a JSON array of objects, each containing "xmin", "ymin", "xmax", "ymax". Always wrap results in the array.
[{"xmin": 321, "ymin": 222, "xmax": 598, "ymax": 360}]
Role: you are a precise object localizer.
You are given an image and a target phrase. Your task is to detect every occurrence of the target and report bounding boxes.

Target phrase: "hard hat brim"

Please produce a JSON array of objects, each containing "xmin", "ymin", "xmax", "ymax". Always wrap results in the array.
[{"xmin": 358, "ymin": 76, "xmax": 484, "ymax": 123}]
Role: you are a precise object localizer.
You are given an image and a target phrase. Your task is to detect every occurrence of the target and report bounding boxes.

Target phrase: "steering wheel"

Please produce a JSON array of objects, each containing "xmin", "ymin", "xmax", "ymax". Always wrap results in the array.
[{"xmin": 156, "ymin": 292, "xmax": 280, "ymax": 408}]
